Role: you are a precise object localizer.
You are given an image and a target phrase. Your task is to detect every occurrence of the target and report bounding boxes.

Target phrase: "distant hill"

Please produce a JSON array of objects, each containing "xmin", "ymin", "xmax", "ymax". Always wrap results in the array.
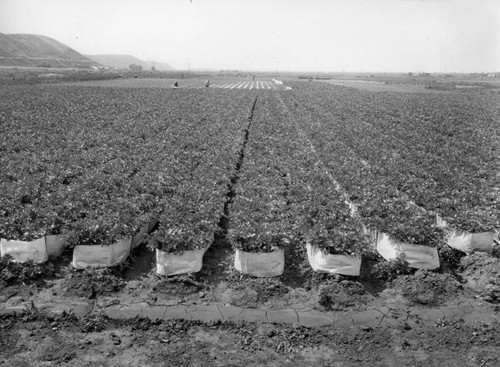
[
  {"xmin": 86, "ymin": 54, "xmax": 174, "ymax": 71},
  {"xmin": 0, "ymin": 33, "xmax": 98, "ymax": 68}
]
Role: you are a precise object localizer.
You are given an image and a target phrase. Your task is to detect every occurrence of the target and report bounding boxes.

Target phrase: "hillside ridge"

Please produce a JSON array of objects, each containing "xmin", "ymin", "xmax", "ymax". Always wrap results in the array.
[{"xmin": 0, "ymin": 33, "xmax": 98, "ymax": 68}]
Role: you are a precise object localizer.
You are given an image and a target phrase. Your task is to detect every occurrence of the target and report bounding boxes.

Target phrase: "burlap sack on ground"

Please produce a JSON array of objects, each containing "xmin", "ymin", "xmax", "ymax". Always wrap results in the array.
[
  {"xmin": 447, "ymin": 230, "xmax": 496, "ymax": 254},
  {"xmin": 156, "ymin": 247, "xmax": 207, "ymax": 276},
  {"xmin": 306, "ymin": 243, "xmax": 361, "ymax": 276},
  {"xmin": 435, "ymin": 213, "xmax": 495, "ymax": 253},
  {"xmin": 376, "ymin": 232, "xmax": 440, "ymax": 270},
  {"xmin": 234, "ymin": 248, "xmax": 285, "ymax": 277},
  {"xmin": 72, "ymin": 238, "xmax": 132, "ymax": 269},
  {"xmin": 0, "ymin": 237, "xmax": 48, "ymax": 263}
]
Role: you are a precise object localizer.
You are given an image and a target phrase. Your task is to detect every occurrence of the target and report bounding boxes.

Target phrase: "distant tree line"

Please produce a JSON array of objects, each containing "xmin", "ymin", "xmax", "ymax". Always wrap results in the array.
[{"xmin": 129, "ymin": 64, "xmax": 143, "ymax": 72}]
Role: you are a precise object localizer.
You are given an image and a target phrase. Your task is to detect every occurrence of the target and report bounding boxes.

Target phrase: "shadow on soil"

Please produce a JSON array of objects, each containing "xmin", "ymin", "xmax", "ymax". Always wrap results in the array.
[{"xmin": 123, "ymin": 246, "xmax": 156, "ymax": 281}]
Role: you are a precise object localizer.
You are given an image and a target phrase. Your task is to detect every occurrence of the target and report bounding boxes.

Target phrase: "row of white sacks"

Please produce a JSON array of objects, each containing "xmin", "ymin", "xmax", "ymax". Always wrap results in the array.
[
  {"xmin": 152, "ymin": 225, "xmax": 494, "ymax": 277},
  {"xmin": 0, "ymin": 233, "xmax": 360, "ymax": 276},
  {"xmin": 228, "ymin": 223, "xmax": 498, "ymax": 277},
  {"xmin": 348, "ymin": 202, "xmax": 498, "ymax": 260},
  {"xmin": 0, "ymin": 219, "xmax": 158, "ymax": 269},
  {"xmin": 1, "ymin": 220, "xmax": 497, "ymax": 277},
  {"xmin": 156, "ymin": 243, "xmax": 360, "ymax": 277}
]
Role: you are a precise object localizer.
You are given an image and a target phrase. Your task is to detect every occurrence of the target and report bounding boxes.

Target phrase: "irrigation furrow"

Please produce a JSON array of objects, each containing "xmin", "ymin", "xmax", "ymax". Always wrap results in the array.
[{"xmin": 218, "ymin": 97, "xmax": 258, "ymax": 236}]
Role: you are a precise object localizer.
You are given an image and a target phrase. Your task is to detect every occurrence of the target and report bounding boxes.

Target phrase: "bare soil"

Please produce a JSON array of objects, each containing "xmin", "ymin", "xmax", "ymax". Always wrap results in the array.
[
  {"xmin": 1, "ymin": 242, "xmax": 499, "ymax": 366},
  {"xmin": 1, "ymin": 309, "xmax": 499, "ymax": 366}
]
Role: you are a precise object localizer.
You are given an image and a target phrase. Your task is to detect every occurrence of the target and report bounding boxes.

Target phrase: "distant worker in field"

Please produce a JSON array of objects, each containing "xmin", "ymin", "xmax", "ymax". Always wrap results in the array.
[
  {"xmin": 204, "ymin": 80, "xmax": 210, "ymax": 88},
  {"xmin": 172, "ymin": 81, "xmax": 179, "ymax": 88}
]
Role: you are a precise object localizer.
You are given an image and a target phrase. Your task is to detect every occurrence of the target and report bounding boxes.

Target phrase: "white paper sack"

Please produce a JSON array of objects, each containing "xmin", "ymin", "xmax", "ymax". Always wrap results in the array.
[
  {"xmin": 0, "ymin": 237, "xmax": 49, "ymax": 263},
  {"xmin": 234, "ymin": 248, "xmax": 284, "ymax": 277},
  {"xmin": 447, "ymin": 230, "xmax": 495, "ymax": 254},
  {"xmin": 376, "ymin": 232, "xmax": 440, "ymax": 270},
  {"xmin": 435, "ymin": 213, "xmax": 495, "ymax": 253},
  {"xmin": 306, "ymin": 243, "xmax": 361, "ymax": 276},
  {"xmin": 45, "ymin": 234, "xmax": 67, "ymax": 257},
  {"xmin": 156, "ymin": 247, "xmax": 207, "ymax": 276},
  {"xmin": 72, "ymin": 238, "xmax": 132, "ymax": 269}
]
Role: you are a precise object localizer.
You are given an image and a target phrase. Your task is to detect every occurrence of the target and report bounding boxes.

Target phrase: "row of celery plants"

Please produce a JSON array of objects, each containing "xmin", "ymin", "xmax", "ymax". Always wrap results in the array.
[
  {"xmin": 229, "ymin": 91, "xmax": 370, "ymax": 258},
  {"xmin": 0, "ymin": 85, "xmax": 252, "ymax": 252},
  {"xmin": 283, "ymin": 82, "xmax": 499, "ymax": 233},
  {"xmin": 280, "ymin": 87, "xmax": 445, "ymax": 247},
  {"xmin": 147, "ymin": 88, "xmax": 254, "ymax": 253}
]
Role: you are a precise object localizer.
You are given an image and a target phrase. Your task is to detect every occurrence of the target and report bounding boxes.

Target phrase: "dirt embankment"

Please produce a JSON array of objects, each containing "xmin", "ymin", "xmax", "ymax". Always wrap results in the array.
[{"xmin": 1, "ymin": 246, "xmax": 500, "ymax": 366}]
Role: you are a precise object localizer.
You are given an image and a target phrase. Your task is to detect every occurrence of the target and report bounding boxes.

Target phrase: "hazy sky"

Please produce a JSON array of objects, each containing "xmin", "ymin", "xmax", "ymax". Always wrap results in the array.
[{"xmin": 1, "ymin": 0, "xmax": 499, "ymax": 72}]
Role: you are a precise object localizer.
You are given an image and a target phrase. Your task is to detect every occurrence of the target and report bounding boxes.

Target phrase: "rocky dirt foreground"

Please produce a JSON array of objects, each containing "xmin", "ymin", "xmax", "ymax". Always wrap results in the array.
[{"xmin": 1, "ymin": 249, "xmax": 499, "ymax": 366}]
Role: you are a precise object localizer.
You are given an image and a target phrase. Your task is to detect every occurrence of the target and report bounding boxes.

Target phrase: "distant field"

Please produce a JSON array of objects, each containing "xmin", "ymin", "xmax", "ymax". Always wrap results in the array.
[
  {"xmin": 317, "ymin": 79, "xmax": 433, "ymax": 93},
  {"xmin": 56, "ymin": 76, "xmax": 289, "ymax": 90},
  {"xmin": 316, "ymin": 75, "xmax": 500, "ymax": 93},
  {"xmin": 57, "ymin": 77, "xmax": 195, "ymax": 88}
]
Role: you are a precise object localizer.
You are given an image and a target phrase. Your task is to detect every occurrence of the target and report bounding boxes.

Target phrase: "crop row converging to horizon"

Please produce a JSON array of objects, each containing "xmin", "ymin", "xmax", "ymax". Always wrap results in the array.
[{"xmin": 0, "ymin": 82, "xmax": 499, "ymax": 271}]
